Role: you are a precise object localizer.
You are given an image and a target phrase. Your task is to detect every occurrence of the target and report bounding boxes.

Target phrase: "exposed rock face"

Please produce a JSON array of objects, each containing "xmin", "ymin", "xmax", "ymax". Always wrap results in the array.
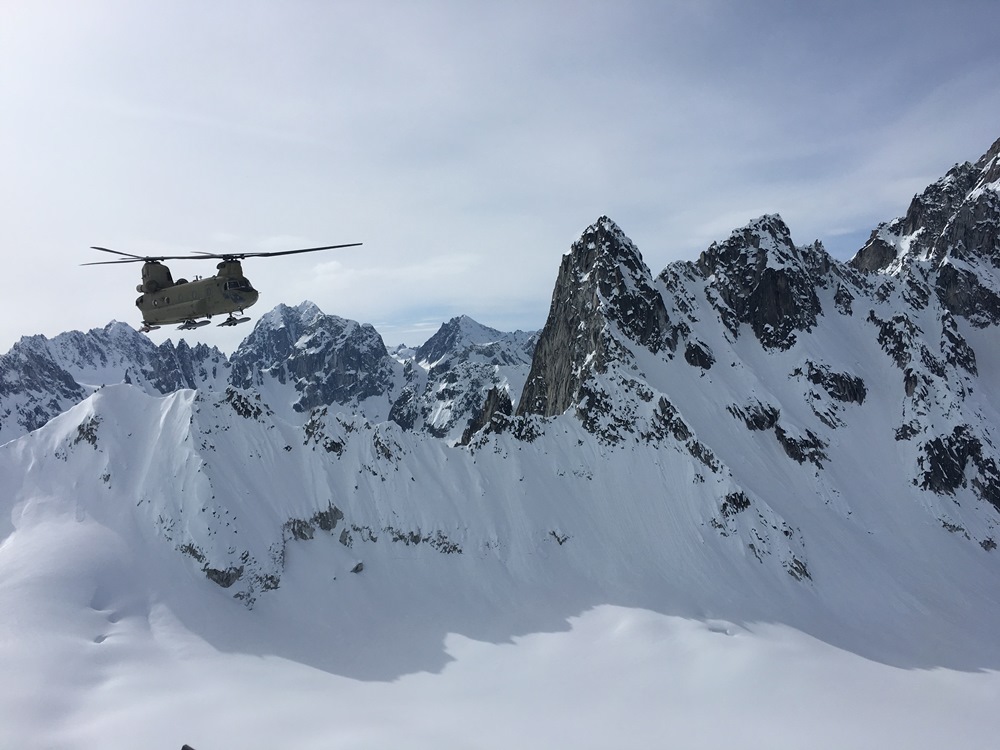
[
  {"xmin": 517, "ymin": 216, "xmax": 675, "ymax": 419},
  {"xmin": 229, "ymin": 302, "xmax": 396, "ymax": 413},
  {"xmin": 918, "ymin": 425, "xmax": 1000, "ymax": 511},
  {"xmin": 683, "ymin": 339, "xmax": 715, "ymax": 370},
  {"xmin": 459, "ymin": 386, "xmax": 513, "ymax": 446},
  {"xmin": 852, "ymin": 136, "xmax": 1000, "ymax": 327},
  {"xmin": 695, "ymin": 214, "xmax": 833, "ymax": 350},
  {"xmin": 388, "ymin": 315, "xmax": 536, "ymax": 441},
  {"xmin": 0, "ymin": 321, "xmax": 226, "ymax": 444}
]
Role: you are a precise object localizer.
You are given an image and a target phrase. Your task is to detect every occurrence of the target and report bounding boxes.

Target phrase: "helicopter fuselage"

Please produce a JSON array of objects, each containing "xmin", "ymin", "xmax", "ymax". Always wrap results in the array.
[{"xmin": 135, "ymin": 259, "xmax": 259, "ymax": 326}]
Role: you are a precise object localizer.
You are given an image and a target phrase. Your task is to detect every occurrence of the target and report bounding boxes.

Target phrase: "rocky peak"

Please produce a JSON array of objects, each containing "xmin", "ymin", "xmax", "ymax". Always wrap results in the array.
[
  {"xmin": 850, "ymin": 138, "xmax": 1000, "ymax": 327},
  {"xmin": 696, "ymin": 214, "xmax": 831, "ymax": 349},
  {"xmin": 697, "ymin": 214, "xmax": 820, "ymax": 272},
  {"xmin": 416, "ymin": 315, "xmax": 506, "ymax": 366},
  {"xmin": 517, "ymin": 216, "xmax": 674, "ymax": 419},
  {"xmin": 571, "ymin": 216, "xmax": 675, "ymax": 354},
  {"xmin": 0, "ymin": 322, "xmax": 227, "ymax": 444},
  {"xmin": 390, "ymin": 316, "xmax": 536, "ymax": 441},
  {"xmin": 230, "ymin": 302, "xmax": 394, "ymax": 413},
  {"xmin": 973, "ymin": 135, "xmax": 1000, "ymax": 192}
]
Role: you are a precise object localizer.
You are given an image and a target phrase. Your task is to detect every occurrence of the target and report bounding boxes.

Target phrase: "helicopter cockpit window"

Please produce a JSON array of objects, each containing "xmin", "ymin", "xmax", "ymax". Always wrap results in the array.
[{"xmin": 225, "ymin": 279, "xmax": 255, "ymax": 291}]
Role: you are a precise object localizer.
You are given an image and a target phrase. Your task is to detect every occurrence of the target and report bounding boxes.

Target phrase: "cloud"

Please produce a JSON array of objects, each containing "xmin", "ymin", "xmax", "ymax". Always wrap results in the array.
[{"xmin": 2, "ymin": 0, "xmax": 1000, "ymax": 352}]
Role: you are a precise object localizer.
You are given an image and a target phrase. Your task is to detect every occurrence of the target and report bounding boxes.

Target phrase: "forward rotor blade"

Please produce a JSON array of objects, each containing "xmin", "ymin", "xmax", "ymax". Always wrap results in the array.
[
  {"xmin": 81, "ymin": 258, "xmax": 147, "ymax": 266},
  {"xmin": 86, "ymin": 246, "xmax": 189, "ymax": 264}
]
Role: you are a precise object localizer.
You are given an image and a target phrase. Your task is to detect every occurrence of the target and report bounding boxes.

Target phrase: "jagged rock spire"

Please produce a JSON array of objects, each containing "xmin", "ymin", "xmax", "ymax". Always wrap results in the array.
[{"xmin": 517, "ymin": 216, "xmax": 674, "ymax": 418}]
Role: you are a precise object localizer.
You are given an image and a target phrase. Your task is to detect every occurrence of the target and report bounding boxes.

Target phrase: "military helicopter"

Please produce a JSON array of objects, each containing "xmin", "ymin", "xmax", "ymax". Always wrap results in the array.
[{"xmin": 85, "ymin": 242, "xmax": 361, "ymax": 332}]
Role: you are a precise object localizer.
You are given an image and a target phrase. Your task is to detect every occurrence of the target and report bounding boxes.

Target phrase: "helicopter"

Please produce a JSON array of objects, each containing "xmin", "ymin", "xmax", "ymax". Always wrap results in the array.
[{"xmin": 85, "ymin": 242, "xmax": 361, "ymax": 332}]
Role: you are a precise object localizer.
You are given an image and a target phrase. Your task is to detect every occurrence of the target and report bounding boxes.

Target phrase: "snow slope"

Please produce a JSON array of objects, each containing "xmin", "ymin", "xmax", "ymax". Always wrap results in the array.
[
  {"xmin": 3, "ymin": 139, "xmax": 1000, "ymax": 747},
  {"xmin": 2, "ymin": 376, "xmax": 1000, "ymax": 747}
]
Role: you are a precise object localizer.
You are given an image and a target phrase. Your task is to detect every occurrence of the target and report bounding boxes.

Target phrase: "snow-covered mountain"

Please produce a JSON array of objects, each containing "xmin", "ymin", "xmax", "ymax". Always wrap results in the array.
[
  {"xmin": 3, "ymin": 138, "xmax": 1000, "ymax": 748},
  {"xmin": 0, "ymin": 303, "xmax": 538, "ymax": 447},
  {"xmin": 0, "ymin": 322, "xmax": 228, "ymax": 444}
]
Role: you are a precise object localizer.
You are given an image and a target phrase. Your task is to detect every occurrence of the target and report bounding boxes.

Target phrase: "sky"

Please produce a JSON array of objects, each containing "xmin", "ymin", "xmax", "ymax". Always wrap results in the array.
[{"xmin": 2, "ymin": 0, "xmax": 999, "ymax": 353}]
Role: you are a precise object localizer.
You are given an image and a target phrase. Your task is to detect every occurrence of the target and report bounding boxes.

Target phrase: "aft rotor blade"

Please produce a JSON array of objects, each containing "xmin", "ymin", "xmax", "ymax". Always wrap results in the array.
[
  {"xmin": 192, "ymin": 242, "xmax": 363, "ymax": 260},
  {"xmin": 240, "ymin": 242, "xmax": 363, "ymax": 258}
]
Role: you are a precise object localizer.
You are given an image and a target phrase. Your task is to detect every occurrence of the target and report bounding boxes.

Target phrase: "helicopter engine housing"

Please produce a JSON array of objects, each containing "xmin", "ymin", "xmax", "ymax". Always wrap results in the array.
[{"xmin": 139, "ymin": 261, "xmax": 174, "ymax": 293}]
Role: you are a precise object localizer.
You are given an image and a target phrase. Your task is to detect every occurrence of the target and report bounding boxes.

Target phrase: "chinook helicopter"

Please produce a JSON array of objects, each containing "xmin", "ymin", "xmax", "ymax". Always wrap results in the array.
[{"xmin": 85, "ymin": 243, "xmax": 361, "ymax": 332}]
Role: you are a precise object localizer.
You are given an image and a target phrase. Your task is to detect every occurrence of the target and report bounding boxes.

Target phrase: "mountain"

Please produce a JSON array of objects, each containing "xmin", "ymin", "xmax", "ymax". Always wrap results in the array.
[
  {"xmin": 0, "ymin": 321, "xmax": 228, "ymax": 445},
  {"xmin": 2, "ymin": 139, "xmax": 1000, "ymax": 747},
  {"xmin": 394, "ymin": 314, "xmax": 537, "ymax": 440},
  {"xmin": 0, "ymin": 305, "xmax": 538, "ymax": 447},
  {"xmin": 851, "ymin": 135, "xmax": 1000, "ymax": 326},
  {"xmin": 228, "ymin": 301, "xmax": 399, "ymax": 418}
]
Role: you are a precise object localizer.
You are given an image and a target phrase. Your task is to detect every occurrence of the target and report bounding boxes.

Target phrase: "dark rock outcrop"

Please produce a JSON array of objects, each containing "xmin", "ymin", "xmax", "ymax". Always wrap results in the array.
[
  {"xmin": 459, "ymin": 386, "xmax": 514, "ymax": 445},
  {"xmin": 0, "ymin": 321, "xmax": 226, "ymax": 443},
  {"xmin": 517, "ymin": 216, "xmax": 675, "ymax": 418},
  {"xmin": 389, "ymin": 316, "xmax": 536, "ymax": 440},
  {"xmin": 696, "ymin": 214, "xmax": 831, "ymax": 350},
  {"xmin": 230, "ymin": 302, "xmax": 395, "ymax": 412},
  {"xmin": 851, "ymin": 136, "xmax": 1000, "ymax": 327}
]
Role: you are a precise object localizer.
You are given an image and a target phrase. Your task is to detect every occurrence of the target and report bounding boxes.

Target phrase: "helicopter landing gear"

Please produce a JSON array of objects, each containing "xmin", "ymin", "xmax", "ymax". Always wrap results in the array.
[
  {"xmin": 218, "ymin": 315, "xmax": 251, "ymax": 327},
  {"xmin": 177, "ymin": 319, "xmax": 211, "ymax": 330},
  {"xmin": 138, "ymin": 322, "xmax": 161, "ymax": 333}
]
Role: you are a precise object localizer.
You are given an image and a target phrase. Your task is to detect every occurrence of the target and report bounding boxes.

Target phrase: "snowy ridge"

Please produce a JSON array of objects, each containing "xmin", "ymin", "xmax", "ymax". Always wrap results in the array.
[
  {"xmin": 852, "ymin": 135, "xmax": 1000, "ymax": 327},
  {"xmin": 3, "ymin": 139, "xmax": 1000, "ymax": 747},
  {"xmin": 8, "ymin": 373, "xmax": 998, "ymax": 663},
  {"xmin": 0, "ymin": 321, "xmax": 227, "ymax": 444},
  {"xmin": 391, "ymin": 315, "xmax": 537, "ymax": 441},
  {"xmin": 1, "ymin": 305, "xmax": 539, "ymax": 449}
]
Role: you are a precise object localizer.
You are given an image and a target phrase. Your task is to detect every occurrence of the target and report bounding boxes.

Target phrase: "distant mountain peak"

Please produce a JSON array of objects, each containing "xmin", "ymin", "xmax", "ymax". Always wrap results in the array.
[
  {"xmin": 230, "ymin": 301, "xmax": 392, "ymax": 414},
  {"xmin": 415, "ymin": 315, "xmax": 507, "ymax": 367},
  {"xmin": 0, "ymin": 323, "xmax": 227, "ymax": 443}
]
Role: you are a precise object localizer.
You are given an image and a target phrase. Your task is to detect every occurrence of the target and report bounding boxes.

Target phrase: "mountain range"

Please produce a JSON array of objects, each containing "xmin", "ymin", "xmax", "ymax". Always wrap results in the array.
[{"xmin": 2, "ymin": 137, "xmax": 999, "ymax": 747}]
